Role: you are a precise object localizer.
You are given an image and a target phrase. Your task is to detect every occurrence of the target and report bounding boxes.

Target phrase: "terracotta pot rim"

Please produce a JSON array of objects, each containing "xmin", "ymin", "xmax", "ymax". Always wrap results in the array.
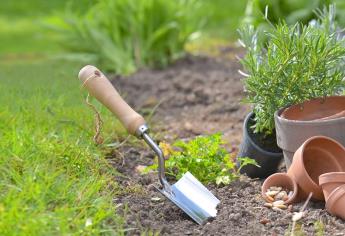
[
  {"xmin": 244, "ymin": 112, "xmax": 282, "ymax": 157},
  {"xmin": 319, "ymin": 172, "xmax": 345, "ymax": 186},
  {"xmin": 275, "ymin": 107, "xmax": 345, "ymax": 125},
  {"xmin": 325, "ymin": 184, "xmax": 345, "ymax": 214},
  {"xmin": 261, "ymin": 173, "xmax": 298, "ymax": 204},
  {"xmin": 277, "ymin": 96, "xmax": 345, "ymax": 122},
  {"xmin": 297, "ymin": 136, "xmax": 344, "ymax": 191}
]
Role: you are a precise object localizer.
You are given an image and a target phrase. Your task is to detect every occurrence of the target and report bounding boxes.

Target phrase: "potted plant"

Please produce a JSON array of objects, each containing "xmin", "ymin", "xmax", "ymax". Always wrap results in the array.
[
  {"xmin": 274, "ymin": 6, "xmax": 345, "ymax": 168},
  {"xmin": 237, "ymin": 5, "xmax": 345, "ymax": 177}
]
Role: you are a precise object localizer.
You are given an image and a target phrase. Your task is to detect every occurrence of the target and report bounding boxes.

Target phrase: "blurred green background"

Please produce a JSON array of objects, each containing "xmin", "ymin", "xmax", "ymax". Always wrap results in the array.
[
  {"xmin": 0, "ymin": 0, "xmax": 246, "ymax": 55},
  {"xmin": 1, "ymin": 0, "xmax": 344, "ymax": 56}
]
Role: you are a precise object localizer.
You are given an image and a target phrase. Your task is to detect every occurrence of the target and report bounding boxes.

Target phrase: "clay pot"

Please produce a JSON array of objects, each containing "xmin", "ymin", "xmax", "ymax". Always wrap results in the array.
[
  {"xmin": 281, "ymin": 96, "xmax": 345, "ymax": 121},
  {"xmin": 319, "ymin": 172, "xmax": 345, "ymax": 200},
  {"xmin": 261, "ymin": 173, "xmax": 298, "ymax": 204},
  {"xmin": 287, "ymin": 136, "xmax": 345, "ymax": 201},
  {"xmin": 325, "ymin": 184, "xmax": 345, "ymax": 220},
  {"xmin": 316, "ymin": 110, "xmax": 345, "ymax": 121},
  {"xmin": 237, "ymin": 112, "xmax": 283, "ymax": 178},
  {"xmin": 275, "ymin": 96, "xmax": 345, "ymax": 168}
]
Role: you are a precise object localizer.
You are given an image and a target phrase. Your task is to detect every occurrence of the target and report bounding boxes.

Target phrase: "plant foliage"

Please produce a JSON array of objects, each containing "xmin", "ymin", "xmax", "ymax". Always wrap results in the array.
[
  {"xmin": 53, "ymin": 0, "xmax": 204, "ymax": 75},
  {"xmin": 146, "ymin": 133, "xmax": 258, "ymax": 185},
  {"xmin": 239, "ymin": 5, "xmax": 345, "ymax": 134}
]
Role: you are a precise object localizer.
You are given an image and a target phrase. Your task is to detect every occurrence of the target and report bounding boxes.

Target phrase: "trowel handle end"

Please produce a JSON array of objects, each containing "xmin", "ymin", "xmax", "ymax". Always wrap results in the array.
[{"xmin": 78, "ymin": 65, "xmax": 146, "ymax": 136}]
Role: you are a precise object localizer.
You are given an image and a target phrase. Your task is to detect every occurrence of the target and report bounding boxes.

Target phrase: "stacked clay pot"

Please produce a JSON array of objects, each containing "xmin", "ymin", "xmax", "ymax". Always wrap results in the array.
[
  {"xmin": 319, "ymin": 172, "xmax": 345, "ymax": 200},
  {"xmin": 274, "ymin": 96, "xmax": 345, "ymax": 168},
  {"xmin": 262, "ymin": 136, "xmax": 345, "ymax": 220},
  {"xmin": 319, "ymin": 173, "xmax": 345, "ymax": 219},
  {"xmin": 325, "ymin": 185, "xmax": 345, "ymax": 220}
]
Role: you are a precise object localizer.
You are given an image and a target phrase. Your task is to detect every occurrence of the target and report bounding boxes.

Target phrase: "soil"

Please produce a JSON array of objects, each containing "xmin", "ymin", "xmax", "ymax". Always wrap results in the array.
[
  {"xmin": 113, "ymin": 49, "xmax": 249, "ymax": 147},
  {"xmin": 109, "ymin": 48, "xmax": 345, "ymax": 235}
]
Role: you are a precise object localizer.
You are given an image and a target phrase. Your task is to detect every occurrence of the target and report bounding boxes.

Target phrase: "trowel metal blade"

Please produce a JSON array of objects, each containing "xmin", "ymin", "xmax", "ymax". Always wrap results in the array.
[{"xmin": 157, "ymin": 172, "xmax": 220, "ymax": 225}]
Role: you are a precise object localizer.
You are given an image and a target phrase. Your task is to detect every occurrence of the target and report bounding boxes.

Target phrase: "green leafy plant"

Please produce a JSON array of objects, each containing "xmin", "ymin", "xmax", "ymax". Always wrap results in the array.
[
  {"xmin": 146, "ymin": 133, "xmax": 258, "ymax": 185},
  {"xmin": 238, "ymin": 5, "xmax": 345, "ymax": 134},
  {"xmin": 51, "ymin": 0, "xmax": 204, "ymax": 75}
]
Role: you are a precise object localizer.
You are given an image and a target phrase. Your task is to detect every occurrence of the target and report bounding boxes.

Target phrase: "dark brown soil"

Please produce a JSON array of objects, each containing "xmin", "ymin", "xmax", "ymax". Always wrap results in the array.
[
  {"xmin": 109, "ymin": 50, "xmax": 345, "ymax": 235},
  {"xmin": 113, "ymin": 49, "xmax": 249, "ymax": 147}
]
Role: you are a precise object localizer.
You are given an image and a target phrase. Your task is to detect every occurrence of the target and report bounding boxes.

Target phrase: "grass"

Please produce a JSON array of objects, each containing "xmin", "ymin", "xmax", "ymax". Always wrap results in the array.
[
  {"xmin": 0, "ymin": 59, "xmax": 130, "ymax": 235},
  {"xmin": 0, "ymin": 2, "xmax": 132, "ymax": 233},
  {"xmin": 0, "ymin": 0, "xmax": 93, "ymax": 54}
]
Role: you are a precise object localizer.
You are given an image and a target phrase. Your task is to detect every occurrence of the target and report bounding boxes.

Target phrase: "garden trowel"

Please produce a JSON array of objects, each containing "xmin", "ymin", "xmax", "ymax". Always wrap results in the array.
[{"xmin": 78, "ymin": 65, "xmax": 220, "ymax": 225}]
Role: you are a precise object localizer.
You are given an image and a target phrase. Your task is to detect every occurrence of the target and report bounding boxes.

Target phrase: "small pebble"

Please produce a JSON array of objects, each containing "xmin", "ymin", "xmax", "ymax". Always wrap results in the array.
[
  {"xmin": 135, "ymin": 165, "xmax": 147, "ymax": 173},
  {"xmin": 292, "ymin": 212, "xmax": 304, "ymax": 222},
  {"xmin": 266, "ymin": 190, "xmax": 280, "ymax": 197},
  {"xmin": 275, "ymin": 191, "xmax": 287, "ymax": 200},
  {"xmin": 269, "ymin": 186, "xmax": 282, "ymax": 192},
  {"xmin": 260, "ymin": 218, "xmax": 270, "ymax": 225},
  {"xmin": 272, "ymin": 200, "xmax": 285, "ymax": 207},
  {"xmin": 272, "ymin": 206, "xmax": 283, "ymax": 212},
  {"xmin": 266, "ymin": 195, "xmax": 274, "ymax": 202},
  {"xmin": 151, "ymin": 197, "xmax": 161, "ymax": 202},
  {"xmin": 275, "ymin": 204, "xmax": 287, "ymax": 210}
]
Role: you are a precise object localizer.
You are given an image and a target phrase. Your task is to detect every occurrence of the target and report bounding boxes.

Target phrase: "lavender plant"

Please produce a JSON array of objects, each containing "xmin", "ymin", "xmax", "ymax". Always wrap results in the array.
[{"xmin": 239, "ymin": 5, "xmax": 345, "ymax": 134}]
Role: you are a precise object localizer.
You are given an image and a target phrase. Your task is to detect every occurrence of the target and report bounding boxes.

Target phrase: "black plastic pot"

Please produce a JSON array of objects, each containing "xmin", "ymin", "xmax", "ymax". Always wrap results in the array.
[{"xmin": 237, "ymin": 112, "xmax": 283, "ymax": 178}]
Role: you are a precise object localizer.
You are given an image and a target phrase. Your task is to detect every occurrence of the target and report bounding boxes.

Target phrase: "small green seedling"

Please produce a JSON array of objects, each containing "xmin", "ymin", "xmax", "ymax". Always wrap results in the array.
[
  {"xmin": 145, "ymin": 133, "xmax": 258, "ymax": 185},
  {"xmin": 314, "ymin": 220, "xmax": 325, "ymax": 236}
]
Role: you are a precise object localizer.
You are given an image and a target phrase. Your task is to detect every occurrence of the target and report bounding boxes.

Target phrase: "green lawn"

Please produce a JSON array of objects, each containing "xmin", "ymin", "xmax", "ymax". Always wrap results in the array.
[{"xmin": 0, "ymin": 59, "xmax": 130, "ymax": 235}]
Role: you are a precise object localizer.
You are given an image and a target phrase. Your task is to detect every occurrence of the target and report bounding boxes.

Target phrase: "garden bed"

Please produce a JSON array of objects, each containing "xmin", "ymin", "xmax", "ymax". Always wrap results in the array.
[{"xmin": 109, "ymin": 51, "xmax": 345, "ymax": 235}]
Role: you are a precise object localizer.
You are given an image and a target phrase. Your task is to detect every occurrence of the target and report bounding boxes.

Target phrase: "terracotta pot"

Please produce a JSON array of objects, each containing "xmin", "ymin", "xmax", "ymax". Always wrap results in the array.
[
  {"xmin": 237, "ymin": 112, "xmax": 283, "ymax": 178},
  {"xmin": 319, "ymin": 172, "xmax": 345, "ymax": 201},
  {"xmin": 261, "ymin": 173, "xmax": 298, "ymax": 204},
  {"xmin": 275, "ymin": 96, "xmax": 345, "ymax": 168},
  {"xmin": 287, "ymin": 136, "xmax": 345, "ymax": 201},
  {"xmin": 316, "ymin": 110, "xmax": 345, "ymax": 121},
  {"xmin": 325, "ymin": 184, "xmax": 345, "ymax": 220},
  {"xmin": 281, "ymin": 96, "xmax": 345, "ymax": 121}
]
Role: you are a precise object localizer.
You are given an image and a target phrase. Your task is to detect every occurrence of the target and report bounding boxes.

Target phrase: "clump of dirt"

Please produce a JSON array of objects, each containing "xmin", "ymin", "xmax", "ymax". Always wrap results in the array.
[{"xmin": 109, "ymin": 51, "xmax": 345, "ymax": 235}]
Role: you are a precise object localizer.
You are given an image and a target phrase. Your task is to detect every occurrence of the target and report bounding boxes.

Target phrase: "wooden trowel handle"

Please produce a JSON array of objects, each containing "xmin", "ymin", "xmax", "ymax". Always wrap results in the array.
[{"xmin": 78, "ymin": 65, "xmax": 145, "ymax": 136}]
